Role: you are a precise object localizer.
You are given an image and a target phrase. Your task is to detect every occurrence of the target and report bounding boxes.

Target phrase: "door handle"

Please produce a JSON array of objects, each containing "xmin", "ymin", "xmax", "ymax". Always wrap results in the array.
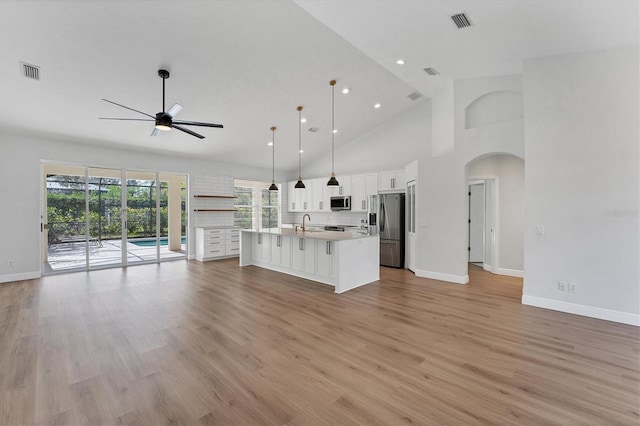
[
  {"xmin": 277, "ymin": 235, "xmax": 281, "ymax": 247},
  {"xmin": 362, "ymin": 200, "xmax": 366, "ymax": 210},
  {"xmin": 319, "ymin": 201, "xmax": 323, "ymax": 210},
  {"xmin": 258, "ymin": 234, "xmax": 262, "ymax": 244},
  {"xmin": 299, "ymin": 238, "xmax": 304, "ymax": 250},
  {"xmin": 326, "ymin": 240, "xmax": 331, "ymax": 255}
]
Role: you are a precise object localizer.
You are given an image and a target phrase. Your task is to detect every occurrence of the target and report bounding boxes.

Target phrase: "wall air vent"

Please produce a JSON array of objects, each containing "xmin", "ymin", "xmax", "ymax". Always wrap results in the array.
[
  {"xmin": 21, "ymin": 62, "xmax": 41, "ymax": 80},
  {"xmin": 423, "ymin": 67, "xmax": 440, "ymax": 76},
  {"xmin": 451, "ymin": 13, "xmax": 472, "ymax": 29},
  {"xmin": 308, "ymin": 127, "xmax": 319, "ymax": 133},
  {"xmin": 407, "ymin": 91, "xmax": 423, "ymax": 101}
]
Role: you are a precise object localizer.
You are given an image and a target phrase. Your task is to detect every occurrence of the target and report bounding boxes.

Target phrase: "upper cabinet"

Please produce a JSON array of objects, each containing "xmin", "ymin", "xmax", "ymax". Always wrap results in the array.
[
  {"xmin": 378, "ymin": 170, "xmax": 406, "ymax": 193},
  {"xmin": 351, "ymin": 173, "xmax": 378, "ymax": 212}
]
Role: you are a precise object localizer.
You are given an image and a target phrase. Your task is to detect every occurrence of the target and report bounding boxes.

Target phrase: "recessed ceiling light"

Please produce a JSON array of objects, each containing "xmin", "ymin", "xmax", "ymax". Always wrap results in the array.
[
  {"xmin": 374, "ymin": 103, "xmax": 381, "ymax": 109},
  {"xmin": 332, "ymin": 129, "xmax": 338, "ymax": 134},
  {"xmin": 299, "ymin": 149, "xmax": 304, "ymax": 153},
  {"xmin": 396, "ymin": 59, "xmax": 405, "ymax": 65},
  {"xmin": 342, "ymin": 87, "xmax": 350, "ymax": 94},
  {"xmin": 267, "ymin": 141, "xmax": 273, "ymax": 146},
  {"xmin": 300, "ymin": 117, "xmax": 307, "ymax": 123}
]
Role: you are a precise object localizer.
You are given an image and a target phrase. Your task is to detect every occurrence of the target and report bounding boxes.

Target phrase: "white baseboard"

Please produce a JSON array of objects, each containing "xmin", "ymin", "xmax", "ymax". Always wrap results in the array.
[
  {"xmin": 415, "ymin": 269, "xmax": 469, "ymax": 284},
  {"xmin": 522, "ymin": 295, "xmax": 640, "ymax": 326},
  {"xmin": 0, "ymin": 271, "xmax": 41, "ymax": 284},
  {"xmin": 496, "ymin": 267, "xmax": 524, "ymax": 278}
]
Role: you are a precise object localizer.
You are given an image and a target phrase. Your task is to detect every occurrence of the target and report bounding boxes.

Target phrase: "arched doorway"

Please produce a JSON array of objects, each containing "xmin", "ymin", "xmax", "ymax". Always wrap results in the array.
[{"xmin": 465, "ymin": 153, "xmax": 524, "ymax": 279}]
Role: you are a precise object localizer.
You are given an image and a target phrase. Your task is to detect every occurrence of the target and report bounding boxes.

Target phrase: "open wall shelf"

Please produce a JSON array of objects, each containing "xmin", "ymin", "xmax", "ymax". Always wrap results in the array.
[
  {"xmin": 193, "ymin": 209, "xmax": 236, "ymax": 212},
  {"xmin": 193, "ymin": 195, "xmax": 235, "ymax": 199}
]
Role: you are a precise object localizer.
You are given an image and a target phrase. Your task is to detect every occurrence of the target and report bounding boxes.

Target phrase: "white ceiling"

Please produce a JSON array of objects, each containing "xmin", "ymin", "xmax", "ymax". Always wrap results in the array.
[{"xmin": 1, "ymin": 0, "xmax": 637, "ymax": 172}]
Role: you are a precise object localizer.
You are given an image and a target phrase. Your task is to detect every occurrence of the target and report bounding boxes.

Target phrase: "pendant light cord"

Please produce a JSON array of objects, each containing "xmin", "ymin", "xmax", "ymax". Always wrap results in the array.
[
  {"xmin": 298, "ymin": 106, "xmax": 303, "ymax": 179},
  {"xmin": 331, "ymin": 81, "xmax": 335, "ymax": 175},
  {"xmin": 271, "ymin": 126, "xmax": 276, "ymax": 182}
]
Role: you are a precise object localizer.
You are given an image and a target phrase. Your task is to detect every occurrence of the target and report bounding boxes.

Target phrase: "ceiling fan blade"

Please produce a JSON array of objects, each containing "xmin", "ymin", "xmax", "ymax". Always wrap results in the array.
[
  {"xmin": 99, "ymin": 117, "xmax": 154, "ymax": 122},
  {"xmin": 151, "ymin": 128, "xmax": 159, "ymax": 137},
  {"xmin": 172, "ymin": 124, "xmax": 205, "ymax": 139},
  {"xmin": 101, "ymin": 99, "xmax": 155, "ymax": 119},
  {"xmin": 172, "ymin": 120, "xmax": 224, "ymax": 128},
  {"xmin": 166, "ymin": 103, "xmax": 183, "ymax": 118}
]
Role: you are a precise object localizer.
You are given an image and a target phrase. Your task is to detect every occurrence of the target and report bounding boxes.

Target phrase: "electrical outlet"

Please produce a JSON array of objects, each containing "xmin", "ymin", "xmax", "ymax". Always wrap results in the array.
[
  {"xmin": 568, "ymin": 282, "xmax": 577, "ymax": 293},
  {"xmin": 7, "ymin": 259, "xmax": 14, "ymax": 267},
  {"xmin": 536, "ymin": 225, "xmax": 545, "ymax": 235},
  {"xmin": 557, "ymin": 281, "xmax": 566, "ymax": 291}
]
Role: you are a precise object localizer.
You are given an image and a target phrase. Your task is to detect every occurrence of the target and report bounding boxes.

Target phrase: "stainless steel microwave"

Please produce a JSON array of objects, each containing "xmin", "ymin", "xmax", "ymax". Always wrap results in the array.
[{"xmin": 330, "ymin": 196, "xmax": 351, "ymax": 211}]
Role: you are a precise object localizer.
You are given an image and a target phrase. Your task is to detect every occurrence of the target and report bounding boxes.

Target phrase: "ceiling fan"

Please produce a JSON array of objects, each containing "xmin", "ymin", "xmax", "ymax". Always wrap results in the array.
[{"xmin": 100, "ymin": 69, "xmax": 223, "ymax": 139}]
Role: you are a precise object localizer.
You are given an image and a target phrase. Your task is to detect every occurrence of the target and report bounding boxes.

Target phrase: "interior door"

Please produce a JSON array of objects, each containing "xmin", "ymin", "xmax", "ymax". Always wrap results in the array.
[{"xmin": 468, "ymin": 183, "xmax": 485, "ymax": 263}]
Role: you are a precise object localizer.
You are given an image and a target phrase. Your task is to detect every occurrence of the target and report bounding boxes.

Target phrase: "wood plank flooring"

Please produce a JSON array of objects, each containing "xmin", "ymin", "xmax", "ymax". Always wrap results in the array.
[{"xmin": 0, "ymin": 260, "xmax": 638, "ymax": 425}]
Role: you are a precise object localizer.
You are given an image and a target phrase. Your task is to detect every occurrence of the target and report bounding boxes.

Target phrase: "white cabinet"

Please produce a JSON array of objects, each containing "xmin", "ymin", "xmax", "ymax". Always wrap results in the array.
[
  {"xmin": 291, "ymin": 237, "xmax": 305, "ymax": 272},
  {"xmin": 316, "ymin": 239, "xmax": 334, "ymax": 278},
  {"xmin": 308, "ymin": 178, "xmax": 324, "ymax": 211},
  {"xmin": 196, "ymin": 227, "xmax": 239, "ymax": 261},
  {"xmin": 351, "ymin": 173, "xmax": 378, "ymax": 212},
  {"xmin": 378, "ymin": 170, "xmax": 406, "ymax": 193},
  {"xmin": 252, "ymin": 232, "xmax": 264, "ymax": 263},
  {"xmin": 270, "ymin": 234, "xmax": 291, "ymax": 268},
  {"xmin": 291, "ymin": 236, "xmax": 316, "ymax": 273},
  {"xmin": 288, "ymin": 181, "xmax": 311, "ymax": 212}
]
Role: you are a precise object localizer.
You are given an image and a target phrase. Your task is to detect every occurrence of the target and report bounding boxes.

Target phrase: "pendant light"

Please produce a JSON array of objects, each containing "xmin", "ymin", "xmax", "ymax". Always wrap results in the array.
[
  {"xmin": 327, "ymin": 80, "xmax": 339, "ymax": 187},
  {"xmin": 294, "ymin": 105, "xmax": 305, "ymax": 189},
  {"xmin": 268, "ymin": 126, "xmax": 278, "ymax": 191}
]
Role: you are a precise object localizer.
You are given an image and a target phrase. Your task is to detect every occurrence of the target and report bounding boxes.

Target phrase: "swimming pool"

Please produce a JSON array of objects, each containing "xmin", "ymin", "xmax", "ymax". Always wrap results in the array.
[{"xmin": 130, "ymin": 237, "xmax": 186, "ymax": 247}]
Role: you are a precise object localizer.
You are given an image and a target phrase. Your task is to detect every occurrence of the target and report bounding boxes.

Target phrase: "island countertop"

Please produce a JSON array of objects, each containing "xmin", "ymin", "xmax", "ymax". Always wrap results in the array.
[{"xmin": 240, "ymin": 228, "xmax": 374, "ymax": 241}]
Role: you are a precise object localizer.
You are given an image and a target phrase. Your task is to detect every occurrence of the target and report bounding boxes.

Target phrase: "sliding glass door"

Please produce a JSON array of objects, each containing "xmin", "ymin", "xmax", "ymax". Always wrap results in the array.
[
  {"xmin": 42, "ymin": 164, "xmax": 187, "ymax": 274},
  {"xmin": 126, "ymin": 171, "xmax": 158, "ymax": 265},
  {"xmin": 44, "ymin": 165, "xmax": 87, "ymax": 272},
  {"xmin": 88, "ymin": 167, "xmax": 123, "ymax": 269}
]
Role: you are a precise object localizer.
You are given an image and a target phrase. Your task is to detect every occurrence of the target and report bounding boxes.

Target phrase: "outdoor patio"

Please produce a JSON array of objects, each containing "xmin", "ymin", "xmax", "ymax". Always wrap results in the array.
[{"xmin": 45, "ymin": 238, "xmax": 186, "ymax": 272}]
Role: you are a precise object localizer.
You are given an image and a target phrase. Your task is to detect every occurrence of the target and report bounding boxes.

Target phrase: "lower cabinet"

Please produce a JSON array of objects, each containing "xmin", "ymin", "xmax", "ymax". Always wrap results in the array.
[
  {"xmin": 316, "ymin": 240, "xmax": 333, "ymax": 278},
  {"xmin": 195, "ymin": 227, "xmax": 239, "ymax": 261},
  {"xmin": 271, "ymin": 234, "xmax": 291, "ymax": 268},
  {"xmin": 240, "ymin": 230, "xmax": 380, "ymax": 293}
]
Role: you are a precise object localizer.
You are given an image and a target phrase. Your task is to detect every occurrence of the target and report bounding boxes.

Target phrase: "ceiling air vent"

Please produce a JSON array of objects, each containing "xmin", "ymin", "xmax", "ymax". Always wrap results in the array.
[
  {"xmin": 21, "ymin": 62, "xmax": 41, "ymax": 80},
  {"xmin": 407, "ymin": 91, "xmax": 423, "ymax": 101},
  {"xmin": 451, "ymin": 13, "xmax": 472, "ymax": 29},
  {"xmin": 423, "ymin": 67, "xmax": 440, "ymax": 76},
  {"xmin": 308, "ymin": 127, "xmax": 319, "ymax": 133}
]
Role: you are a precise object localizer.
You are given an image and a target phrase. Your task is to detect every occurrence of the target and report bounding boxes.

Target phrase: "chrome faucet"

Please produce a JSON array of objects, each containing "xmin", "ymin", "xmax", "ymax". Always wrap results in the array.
[{"xmin": 302, "ymin": 214, "xmax": 311, "ymax": 231}]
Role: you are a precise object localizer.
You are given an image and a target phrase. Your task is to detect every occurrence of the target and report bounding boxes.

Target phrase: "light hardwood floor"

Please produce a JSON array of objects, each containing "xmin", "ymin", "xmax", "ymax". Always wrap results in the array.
[{"xmin": 1, "ymin": 260, "xmax": 638, "ymax": 425}]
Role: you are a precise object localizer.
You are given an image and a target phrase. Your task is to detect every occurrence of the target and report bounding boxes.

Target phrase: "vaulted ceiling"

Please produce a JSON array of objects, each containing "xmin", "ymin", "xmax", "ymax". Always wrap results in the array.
[{"xmin": 0, "ymin": 0, "xmax": 637, "ymax": 171}]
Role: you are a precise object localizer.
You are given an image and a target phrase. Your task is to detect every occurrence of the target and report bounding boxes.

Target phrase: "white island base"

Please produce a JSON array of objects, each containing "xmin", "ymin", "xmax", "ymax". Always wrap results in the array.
[{"xmin": 239, "ymin": 230, "xmax": 380, "ymax": 293}]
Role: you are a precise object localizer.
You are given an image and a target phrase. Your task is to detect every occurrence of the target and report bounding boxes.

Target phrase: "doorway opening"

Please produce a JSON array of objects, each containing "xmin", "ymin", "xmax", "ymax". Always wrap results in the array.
[
  {"xmin": 466, "ymin": 153, "xmax": 524, "ymax": 280},
  {"xmin": 467, "ymin": 179, "xmax": 496, "ymax": 272},
  {"xmin": 42, "ymin": 163, "xmax": 187, "ymax": 274}
]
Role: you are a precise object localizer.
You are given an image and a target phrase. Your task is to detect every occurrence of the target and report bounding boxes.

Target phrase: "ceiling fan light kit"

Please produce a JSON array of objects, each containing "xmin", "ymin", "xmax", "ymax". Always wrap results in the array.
[{"xmin": 100, "ymin": 69, "xmax": 223, "ymax": 139}]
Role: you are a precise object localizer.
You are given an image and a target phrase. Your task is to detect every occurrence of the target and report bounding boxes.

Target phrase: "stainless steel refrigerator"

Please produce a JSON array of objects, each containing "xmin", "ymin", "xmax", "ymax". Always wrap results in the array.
[{"xmin": 368, "ymin": 193, "xmax": 405, "ymax": 268}]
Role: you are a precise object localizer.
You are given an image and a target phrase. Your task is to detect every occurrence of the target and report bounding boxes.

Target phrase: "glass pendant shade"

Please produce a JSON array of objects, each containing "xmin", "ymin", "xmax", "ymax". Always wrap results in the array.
[
  {"xmin": 327, "ymin": 80, "xmax": 339, "ymax": 187},
  {"xmin": 269, "ymin": 126, "xmax": 278, "ymax": 191}
]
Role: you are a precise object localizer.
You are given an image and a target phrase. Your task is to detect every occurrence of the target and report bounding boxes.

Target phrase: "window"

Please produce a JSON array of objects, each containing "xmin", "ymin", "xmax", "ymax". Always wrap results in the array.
[{"xmin": 234, "ymin": 180, "xmax": 280, "ymax": 231}]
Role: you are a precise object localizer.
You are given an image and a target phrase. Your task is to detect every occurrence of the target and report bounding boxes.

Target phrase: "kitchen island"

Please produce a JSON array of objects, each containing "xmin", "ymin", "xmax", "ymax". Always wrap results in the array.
[{"xmin": 239, "ymin": 229, "xmax": 379, "ymax": 293}]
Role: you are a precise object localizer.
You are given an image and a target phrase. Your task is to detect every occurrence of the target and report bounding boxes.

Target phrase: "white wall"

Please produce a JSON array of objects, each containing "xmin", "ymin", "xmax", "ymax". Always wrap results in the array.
[
  {"xmin": 300, "ymin": 100, "xmax": 431, "ymax": 179},
  {"xmin": 522, "ymin": 47, "xmax": 639, "ymax": 325},
  {"xmin": 413, "ymin": 75, "xmax": 525, "ymax": 283},
  {"xmin": 467, "ymin": 154, "xmax": 525, "ymax": 272},
  {"xmin": 0, "ymin": 131, "xmax": 278, "ymax": 282}
]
